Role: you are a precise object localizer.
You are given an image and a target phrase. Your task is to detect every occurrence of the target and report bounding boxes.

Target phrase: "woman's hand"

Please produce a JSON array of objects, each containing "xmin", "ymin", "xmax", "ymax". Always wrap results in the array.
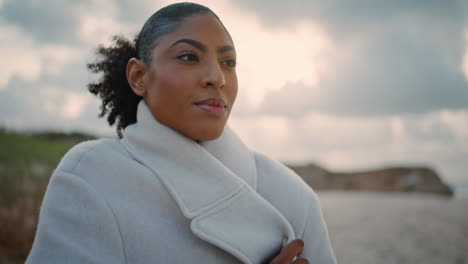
[{"xmin": 269, "ymin": 239, "xmax": 309, "ymax": 264}]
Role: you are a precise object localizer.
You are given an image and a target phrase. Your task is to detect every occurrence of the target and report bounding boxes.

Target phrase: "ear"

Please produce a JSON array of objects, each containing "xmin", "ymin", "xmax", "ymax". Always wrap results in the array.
[{"xmin": 126, "ymin": 58, "xmax": 148, "ymax": 97}]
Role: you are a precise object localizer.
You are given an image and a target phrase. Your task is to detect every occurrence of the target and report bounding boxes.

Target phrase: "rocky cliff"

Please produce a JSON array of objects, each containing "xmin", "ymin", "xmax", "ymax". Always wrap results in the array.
[{"xmin": 287, "ymin": 164, "xmax": 453, "ymax": 196}]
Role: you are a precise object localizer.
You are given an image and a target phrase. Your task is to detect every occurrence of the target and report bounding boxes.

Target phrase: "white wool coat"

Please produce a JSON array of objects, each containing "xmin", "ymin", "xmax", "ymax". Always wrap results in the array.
[{"xmin": 26, "ymin": 102, "xmax": 337, "ymax": 264}]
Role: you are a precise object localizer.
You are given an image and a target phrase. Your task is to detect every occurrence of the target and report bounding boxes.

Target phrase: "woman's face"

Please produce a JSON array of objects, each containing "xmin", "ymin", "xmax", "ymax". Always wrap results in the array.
[{"xmin": 142, "ymin": 14, "xmax": 237, "ymax": 141}]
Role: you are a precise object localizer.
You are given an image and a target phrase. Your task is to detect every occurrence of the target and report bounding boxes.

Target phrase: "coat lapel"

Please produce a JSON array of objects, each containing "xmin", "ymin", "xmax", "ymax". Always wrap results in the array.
[{"xmin": 121, "ymin": 101, "xmax": 295, "ymax": 264}]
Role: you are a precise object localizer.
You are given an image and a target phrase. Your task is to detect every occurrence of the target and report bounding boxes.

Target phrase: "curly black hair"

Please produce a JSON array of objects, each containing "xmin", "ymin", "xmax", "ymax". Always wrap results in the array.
[
  {"xmin": 87, "ymin": 2, "xmax": 225, "ymax": 138},
  {"xmin": 87, "ymin": 35, "xmax": 140, "ymax": 138}
]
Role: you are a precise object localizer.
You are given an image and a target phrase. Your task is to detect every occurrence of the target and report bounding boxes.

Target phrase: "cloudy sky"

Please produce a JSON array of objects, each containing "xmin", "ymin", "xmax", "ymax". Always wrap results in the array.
[{"xmin": 1, "ymin": 0, "xmax": 467, "ymax": 185}]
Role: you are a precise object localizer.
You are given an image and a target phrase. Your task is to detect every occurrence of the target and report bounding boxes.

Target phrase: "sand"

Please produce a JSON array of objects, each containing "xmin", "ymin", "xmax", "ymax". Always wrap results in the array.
[{"xmin": 317, "ymin": 191, "xmax": 468, "ymax": 264}]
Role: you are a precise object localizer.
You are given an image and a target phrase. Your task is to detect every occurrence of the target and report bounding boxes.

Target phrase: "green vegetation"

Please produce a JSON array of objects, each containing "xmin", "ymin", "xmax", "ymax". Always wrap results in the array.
[{"xmin": 0, "ymin": 129, "xmax": 95, "ymax": 263}]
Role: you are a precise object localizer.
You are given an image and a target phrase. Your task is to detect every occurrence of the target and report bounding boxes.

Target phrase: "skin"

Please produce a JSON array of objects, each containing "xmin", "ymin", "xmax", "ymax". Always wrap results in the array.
[
  {"xmin": 271, "ymin": 239, "xmax": 310, "ymax": 264},
  {"xmin": 127, "ymin": 13, "xmax": 310, "ymax": 264},
  {"xmin": 127, "ymin": 14, "xmax": 238, "ymax": 141}
]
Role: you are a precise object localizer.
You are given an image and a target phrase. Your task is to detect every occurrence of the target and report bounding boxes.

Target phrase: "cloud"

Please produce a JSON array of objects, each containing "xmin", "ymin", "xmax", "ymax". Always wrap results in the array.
[
  {"xmin": 0, "ymin": 0, "xmax": 135, "ymax": 90},
  {"xmin": 0, "ymin": 25, "xmax": 42, "ymax": 88},
  {"xmin": 0, "ymin": 0, "xmax": 137, "ymax": 46},
  {"xmin": 245, "ymin": 0, "xmax": 468, "ymax": 117},
  {"xmin": 463, "ymin": 31, "xmax": 468, "ymax": 81},
  {"xmin": 0, "ymin": 42, "xmax": 112, "ymax": 136},
  {"xmin": 0, "ymin": 0, "xmax": 86, "ymax": 44},
  {"xmin": 0, "ymin": 76, "xmax": 114, "ymax": 136},
  {"xmin": 113, "ymin": 0, "xmax": 160, "ymax": 26},
  {"xmin": 230, "ymin": 109, "xmax": 468, "ymax": 184},
  {"xmin": 234, "ymin": 0, "xmax": 467, "ymax": 37},
  {"xmin": 76, "ymin": 1, "xmax": 136, "ymax": 46},
  {"xmin": 0, "ymin": 28, "xmax": 89, "ymax": 89},
  {"xmin": 1, "ymin": 0, "xmax": 467, "ymax": 185},
  {"xmin": 259, "ymin": 29, "xmax": 468, "ymax": 116}
]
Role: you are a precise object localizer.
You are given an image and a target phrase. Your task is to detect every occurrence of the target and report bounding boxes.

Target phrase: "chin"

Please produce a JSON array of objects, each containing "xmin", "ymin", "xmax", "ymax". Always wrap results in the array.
[
  {"xmin": 194, "ymin": 128, "xmax": 224, "ymax": 141},
  {"xmin": 188, "ymin": 123, "xmax": 226, "ymax": 142}
]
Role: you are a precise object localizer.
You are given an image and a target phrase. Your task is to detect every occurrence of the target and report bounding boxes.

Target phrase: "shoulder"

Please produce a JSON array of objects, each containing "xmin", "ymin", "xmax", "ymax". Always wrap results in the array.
[
  {"xmin": 28, "ymin": 140, "xmax": 126, "ymax": 263},
  {"xmin": 56, "ymin": 138, "xmax": 129, "ymax": 174},
  {"xmin": 51, "ymin": 137, "xmax": 160, "ymax": 201}
]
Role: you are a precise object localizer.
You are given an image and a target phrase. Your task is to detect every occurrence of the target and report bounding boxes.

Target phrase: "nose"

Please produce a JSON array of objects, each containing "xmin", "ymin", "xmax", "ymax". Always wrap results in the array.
[{"xmin": 201, "ymin": 61, "xmax": 225, "ymax": 89}]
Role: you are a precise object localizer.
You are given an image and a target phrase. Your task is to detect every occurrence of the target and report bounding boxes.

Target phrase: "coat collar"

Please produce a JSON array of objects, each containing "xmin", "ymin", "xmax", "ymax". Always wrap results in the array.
[
  {"xmin": 121, "ymin": 101, "xmax": 256, "ymax": 217},
  {"xmin": 121, "ymin": 101, "xmax": 295, "ymax": 264}
]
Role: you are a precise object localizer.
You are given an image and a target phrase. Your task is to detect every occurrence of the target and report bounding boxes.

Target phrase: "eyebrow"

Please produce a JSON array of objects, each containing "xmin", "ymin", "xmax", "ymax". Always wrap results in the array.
[{"xmin": 170, "ymin": 38, "xmax": 235, "ymax": 53}]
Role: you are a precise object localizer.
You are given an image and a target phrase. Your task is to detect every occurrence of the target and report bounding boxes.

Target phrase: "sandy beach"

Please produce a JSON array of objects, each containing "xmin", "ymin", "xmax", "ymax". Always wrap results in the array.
[{"xmin": 317, "ymin": 191, "xmax": 468, "ymax": 264}]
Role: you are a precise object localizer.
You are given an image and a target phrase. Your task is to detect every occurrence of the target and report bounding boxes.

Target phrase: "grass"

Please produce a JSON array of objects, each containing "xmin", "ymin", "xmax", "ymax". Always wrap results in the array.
[{"xmin": 0, "ymin": 129, "xmax": 95, "ymax": 263}]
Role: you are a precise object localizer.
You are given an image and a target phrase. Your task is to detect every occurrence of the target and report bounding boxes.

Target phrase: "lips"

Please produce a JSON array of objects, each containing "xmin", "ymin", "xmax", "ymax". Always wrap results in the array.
[{"xmin": 194, "ymin": 98, "xmax": 227, "ymax": 116}]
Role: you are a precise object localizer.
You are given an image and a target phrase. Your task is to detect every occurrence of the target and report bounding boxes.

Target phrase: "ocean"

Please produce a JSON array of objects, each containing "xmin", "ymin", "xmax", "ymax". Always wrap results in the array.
[{"xmin": 452, "ymin": 183, "xmax": 468, "ymax": 199}]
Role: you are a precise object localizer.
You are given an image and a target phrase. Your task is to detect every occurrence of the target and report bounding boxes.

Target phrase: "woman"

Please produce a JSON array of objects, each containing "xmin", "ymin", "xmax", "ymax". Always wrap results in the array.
[{"xmin": 26, "ymin": 3, "xmax": 337, "ymax": 264}]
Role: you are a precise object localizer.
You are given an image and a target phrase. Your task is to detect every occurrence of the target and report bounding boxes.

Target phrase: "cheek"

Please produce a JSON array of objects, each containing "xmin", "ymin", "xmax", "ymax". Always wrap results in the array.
[
  {"xmin": 228, "ymin": 74, "xmax": 239, "ymax": 103},
  {"xmin": 151, "ymin": 68, "xmax": 194, "ymax": 102}
]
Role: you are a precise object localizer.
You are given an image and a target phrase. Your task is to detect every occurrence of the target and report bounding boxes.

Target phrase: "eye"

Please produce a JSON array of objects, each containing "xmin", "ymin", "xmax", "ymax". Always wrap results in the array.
[
  {"xmin": 177, "ymin": 53, "xmax": 199, "ymax": 62},
  {"xmin": 222, "ymin": 58, "xmax": 237, "ymax": 68}
]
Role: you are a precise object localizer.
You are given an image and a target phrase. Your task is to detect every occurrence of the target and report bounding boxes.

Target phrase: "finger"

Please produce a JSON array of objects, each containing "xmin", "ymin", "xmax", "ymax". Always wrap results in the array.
[
  {"xmin": 278, "ymin": 239, "xmax": 305, "ymax": 261},
  {"xmin": 292, "ymin": 258, "xmax": 309, "ymax": 264}
]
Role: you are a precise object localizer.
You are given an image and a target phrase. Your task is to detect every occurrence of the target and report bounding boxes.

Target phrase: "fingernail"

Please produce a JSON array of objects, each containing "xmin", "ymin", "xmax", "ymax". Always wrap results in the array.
[{"xmin": 282, "ymin": 236, "xmax": 288, "ymax": 247}]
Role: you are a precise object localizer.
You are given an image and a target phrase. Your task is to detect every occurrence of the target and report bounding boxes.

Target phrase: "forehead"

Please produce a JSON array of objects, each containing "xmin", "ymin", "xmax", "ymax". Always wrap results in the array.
[{"xmin": 158, "ymin": 14, "xmax": 234, "ymax": 49}]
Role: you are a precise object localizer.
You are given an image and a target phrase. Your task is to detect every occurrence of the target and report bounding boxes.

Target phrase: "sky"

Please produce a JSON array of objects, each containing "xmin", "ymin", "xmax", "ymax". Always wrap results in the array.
[{"xmin": 1, "ymin": 0, "xmax": 468, "ymax": 185}]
